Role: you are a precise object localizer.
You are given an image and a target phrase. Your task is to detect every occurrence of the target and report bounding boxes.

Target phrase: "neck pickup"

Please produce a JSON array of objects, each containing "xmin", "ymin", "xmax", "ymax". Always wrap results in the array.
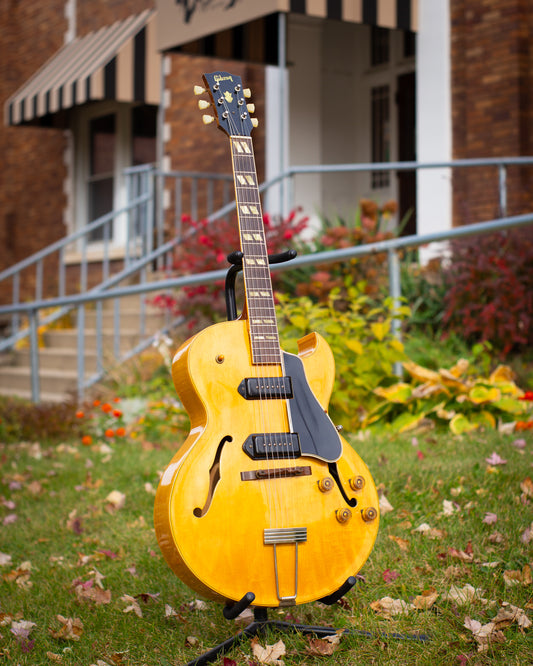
[{"xmin": 238, "ymin": 376, "xmax": 293, "ymax": 400}]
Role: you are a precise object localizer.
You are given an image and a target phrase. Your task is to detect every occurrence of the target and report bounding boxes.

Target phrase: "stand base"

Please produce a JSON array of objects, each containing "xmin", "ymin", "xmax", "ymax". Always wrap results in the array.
[{"xmin": 184, "ymin": 606, "xmax": 429, "ymax": 666}]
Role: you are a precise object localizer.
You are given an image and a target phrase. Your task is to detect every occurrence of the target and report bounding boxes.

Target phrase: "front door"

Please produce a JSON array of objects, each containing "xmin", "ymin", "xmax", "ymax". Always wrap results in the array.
[{"xmin": 397, "ymin": 71, "xmax": 416, "ymax": 236}]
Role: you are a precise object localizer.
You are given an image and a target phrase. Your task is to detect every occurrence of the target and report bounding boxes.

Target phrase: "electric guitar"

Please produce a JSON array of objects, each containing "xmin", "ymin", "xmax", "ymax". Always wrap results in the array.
[{"xmin": 154, "ymin": 72, "xmax": 379, "ymax": 608}]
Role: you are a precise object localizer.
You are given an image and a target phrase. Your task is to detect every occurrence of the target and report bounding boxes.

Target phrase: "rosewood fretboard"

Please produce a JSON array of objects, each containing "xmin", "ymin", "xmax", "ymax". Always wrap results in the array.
[{"xmin": 230, "ymin": 136, "xmax": 281, "ymax": 366}]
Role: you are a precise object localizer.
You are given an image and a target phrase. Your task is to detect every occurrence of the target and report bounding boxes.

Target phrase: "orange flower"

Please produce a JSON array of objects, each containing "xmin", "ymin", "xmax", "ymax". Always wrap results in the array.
[
  {"xmin": 101, "ymin": 403, "xmax": 113, "ymax": 413},
  {"xmin": 113, "ymin": 397, "xmax": 121, "ymax": 403},
  {"xmin": 113, "ymin": 409, "xmax": 123, "ymax": 419},
  {"xmin": 75, "ymin": 410, "xmax": 85, "ymax": 419},
  {"xmin": 81, "ymin": 435, "xmax": 92, "ymax": 446},
  {"xmin": 116, "ymin": 427, "xmax": 126, "ymax": 437},
  {"xmin": 93, "ymin": 400, "xmax": 101, "ymax": 407},
  {"xmin": 104, "ymin": 428, "xmax": 115, "ymax": 438}
]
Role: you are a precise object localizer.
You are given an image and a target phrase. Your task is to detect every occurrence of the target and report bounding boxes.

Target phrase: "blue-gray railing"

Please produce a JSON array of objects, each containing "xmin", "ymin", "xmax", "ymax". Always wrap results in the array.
[{"xmin": 1, "ymin": 155, "xmax": 533, "ymax": 401}]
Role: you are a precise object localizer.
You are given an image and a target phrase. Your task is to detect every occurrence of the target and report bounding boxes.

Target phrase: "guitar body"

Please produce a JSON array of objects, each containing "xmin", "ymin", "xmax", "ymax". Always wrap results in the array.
[{"xmin": 154, "ymin": 319, "xmax": 379, "ymax": 607}]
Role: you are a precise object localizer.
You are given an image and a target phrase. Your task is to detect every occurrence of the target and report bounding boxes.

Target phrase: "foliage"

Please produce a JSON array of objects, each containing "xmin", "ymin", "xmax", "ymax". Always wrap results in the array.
[
  {"xmin": 400, "ymin": 255, "xmax": 448, "ymax": 334},
  {"xmin": 442, "ymin": 228, "xmax": 533, "ymax": 355},
  {"xmin": 277, "ymin": 279, "xmax": 410, "ymax": 430},
  {"xmin": 149, "ymin": 209, "xmax": 309, "ymax": 331},
  {"xmin": 366, "ymin": 358, "xmax": 533, "ymax": 434},
  {"xmin": 0, "ymin": 396, "xmax": 83, "ymax": 443},
  {"xmin": 289, "ymin": 199, "xmax": 400, "ymax": 305}
]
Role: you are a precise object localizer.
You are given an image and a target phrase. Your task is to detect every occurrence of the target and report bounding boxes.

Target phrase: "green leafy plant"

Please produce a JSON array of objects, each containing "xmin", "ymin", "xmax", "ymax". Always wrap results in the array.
[
  {"xmin": 276, "ymin": 278, "xmax": 410, "ymax": 430},
  {"xmin": 366, "ymin": 358, "xmax": 533, "ymax": 434}
]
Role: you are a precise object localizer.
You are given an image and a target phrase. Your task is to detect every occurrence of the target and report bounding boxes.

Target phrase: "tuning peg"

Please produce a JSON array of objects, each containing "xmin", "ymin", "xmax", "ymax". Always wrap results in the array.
[
  {"xmin": 251, "ymin": 118, "xmax": 259, "ymax": 128},
  {"xmin": 246, "ymin": 103, "xmax": 255, "ymax": 114},
  {"xmin": 243, "ymin": 88, "xmax": 251, "ymax": 98},
  {"xmin": 194, "ymin": 85, "xmax": 206, "ymax": 95},
  {"xmin": 198, "ymin": 99, "xmax": 210, "ymax": 110},
  {"xmin": 202, "ymin": 114, "xmax": 215, "ymax": 125}
]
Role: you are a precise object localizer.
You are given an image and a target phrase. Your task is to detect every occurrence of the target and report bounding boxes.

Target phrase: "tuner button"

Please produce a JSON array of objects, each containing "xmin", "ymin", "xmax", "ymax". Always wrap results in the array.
[
  {"xmin": 243, "ymin": 88, "xmax": 251, "ymax": 98},
  {"xmin": 202, "ymin": 114, "xmax": 215, "ymax": 125},
  {"xmin": 194, "ymin": 85, "xmax": 206, "ymax": 95},
  {"xmin": 246, "ymin": 103, "xmax": 255, "ymax": 114},
  {"xmin": 251, "ymin": 118, "xmax": 259, "ymax": 128},
  {"xmin": 197, "ymin": 99, "xmax": 210, "ymax": 110}
]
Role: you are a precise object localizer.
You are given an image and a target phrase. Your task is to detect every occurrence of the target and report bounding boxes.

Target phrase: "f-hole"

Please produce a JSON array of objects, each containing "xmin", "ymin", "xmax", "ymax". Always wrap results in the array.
[
  {"xmin": 328, "ymin": 462, "xmax": 358, "ymax": 508},
  {"xmin": 193, "ymin": 436, "xmax": 232, "ymax": 517}
]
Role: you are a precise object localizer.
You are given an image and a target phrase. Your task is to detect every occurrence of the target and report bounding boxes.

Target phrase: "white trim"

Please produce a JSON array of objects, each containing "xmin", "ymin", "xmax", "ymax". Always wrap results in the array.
[{"xmin": 416, "ymin": 0, "xmax": 452, "ymax": 259}]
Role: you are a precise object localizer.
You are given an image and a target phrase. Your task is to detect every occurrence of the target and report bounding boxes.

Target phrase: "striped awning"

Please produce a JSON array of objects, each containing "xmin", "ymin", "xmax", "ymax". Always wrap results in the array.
[
  {"xmin": 5, "ymin": 9, "xmax": 160, "ymax": 127},
  {"xmin": 157, "ymin": 0, "xmax": 417, "ymax": 52}
]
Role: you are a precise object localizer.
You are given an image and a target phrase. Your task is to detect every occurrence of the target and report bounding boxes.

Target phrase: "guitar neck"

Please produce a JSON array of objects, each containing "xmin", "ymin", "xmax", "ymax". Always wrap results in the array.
[{"xmin": 230, "ymin": 136, "xmax": 281, "ymax": 366}]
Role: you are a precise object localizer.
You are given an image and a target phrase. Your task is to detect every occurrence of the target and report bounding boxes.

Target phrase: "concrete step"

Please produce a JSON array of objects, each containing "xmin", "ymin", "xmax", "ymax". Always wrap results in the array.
[
  {"xmin": 43, "ymin": 328, "xmax": 143, "ymax": 352},
  {"xmin": 0, "ymin": 366, "xmax": 79, "ymax": 397},
  {"xmin": 15, "ymin": 348, "xmax": 100, "ymax": 373},
  {"xmin": 80, "ymin": 308, "xmax": 170, "ymax": 332}
]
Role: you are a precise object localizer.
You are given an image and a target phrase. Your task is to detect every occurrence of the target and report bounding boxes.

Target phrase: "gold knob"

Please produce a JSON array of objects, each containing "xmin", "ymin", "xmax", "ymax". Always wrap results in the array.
[
  {"xmin": 202, "ymin": 114, "xmax": 215, "ymax": 125},
  {"xmin": 317, "ymin": 477, "xmax": 333, "ymax": 493},
  {"xmin": 215, "ymin": 354, "xmax": 225, "ymax": 364},
  {"xmin": 361, "ymin": 507, "xmax": 378, "ymax": 522},
  {"xmin": 194, "ymin": 85, "xmax": 206, "ymax": 95},
  {"xmin": 335, "ymin": 508, "xmax": 352, "ymax": 523},
  {"xmin": 349, "ymin": 476, "xmax": 365, "ymax": 491},
  {"xmin": 198, "ymin": 99, "xmax": 210, "ymax": 110}
]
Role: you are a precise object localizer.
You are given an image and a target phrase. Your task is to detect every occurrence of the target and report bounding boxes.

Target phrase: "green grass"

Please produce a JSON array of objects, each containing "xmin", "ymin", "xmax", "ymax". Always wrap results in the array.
[{"xmin": 0, "ymin": 423, "xmax": 532, "ymax": 664}]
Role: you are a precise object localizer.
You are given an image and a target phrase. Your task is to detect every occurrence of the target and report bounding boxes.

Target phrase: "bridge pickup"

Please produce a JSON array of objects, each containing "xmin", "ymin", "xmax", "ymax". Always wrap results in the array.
[
  {"xmin": 242, "ymin": 432, "xmax": 301, "ymax": 460},
  {"xmin": 238, "ymin": 376, "xmax": 293, "ymax": 400},
  {"xmin": 241, "ymin": 465, "xmax": 311, "ymax": 481}
]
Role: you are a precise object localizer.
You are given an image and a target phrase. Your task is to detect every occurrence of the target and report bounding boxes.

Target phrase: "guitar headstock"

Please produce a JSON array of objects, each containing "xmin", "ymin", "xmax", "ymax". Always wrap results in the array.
[{"xmin": 194, "ymin": 71, "xmax": 258, "ymax": 137}]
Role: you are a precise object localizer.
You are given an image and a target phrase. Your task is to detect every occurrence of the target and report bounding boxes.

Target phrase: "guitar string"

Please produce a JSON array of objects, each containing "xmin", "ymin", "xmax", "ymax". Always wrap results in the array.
[
  {"xmin": 222, "ymin": 95, "xmax": 281, "ymax": 533},
  {"xmin": 222, "ymin": 91, "xmax": 289, "ymax": 536}
]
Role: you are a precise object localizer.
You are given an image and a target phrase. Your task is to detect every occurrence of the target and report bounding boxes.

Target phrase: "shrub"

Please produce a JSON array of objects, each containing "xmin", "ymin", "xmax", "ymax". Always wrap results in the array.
[
  {"xmin": 0, "ymin": 396, "xmax": 83, "ymax": 443},
  {"xmin": 442, "ymin": 228, "xmax": 533, "ymax": 355},
  {"xmin": 291, "ymin": 199, "xmax": 399, "ymax": 305},
  {"xmin": 150, "ymin": 210, "xmax": 309, "ymax": 331},
  {"xmin": 276, "ymin": 278, "xmax": 410, "ymax": 430}
]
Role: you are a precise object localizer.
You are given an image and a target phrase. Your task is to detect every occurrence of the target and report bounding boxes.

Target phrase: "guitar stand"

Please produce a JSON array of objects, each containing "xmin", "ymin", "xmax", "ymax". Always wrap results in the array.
[
  {"xmin": 185, "ymin": 580, "xmax": 429, "ymax": 666},
  {"xmin": 183, "ymin": 250, "xmax": 429, "ymax": 665}
]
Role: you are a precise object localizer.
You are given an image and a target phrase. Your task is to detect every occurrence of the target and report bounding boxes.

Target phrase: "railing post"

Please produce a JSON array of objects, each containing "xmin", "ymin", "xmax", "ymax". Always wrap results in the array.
[
  {"xmin": 28, "ymin": 308, "xmax": 40, "ymax": 403},
  {"xmin": 499, "ymin": 163, "xmax": 507, "ymax": 218},
  {"xmin": 77, "ymin": 305, "xmax": 86, "ymax": 403},
  {"xmin": 387, "ymin": 248, "xmax": 403, "ymax": 378}
]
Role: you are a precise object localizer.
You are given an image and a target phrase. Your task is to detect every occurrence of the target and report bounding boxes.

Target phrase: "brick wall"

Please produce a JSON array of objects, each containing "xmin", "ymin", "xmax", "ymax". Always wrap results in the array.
[
  {"xmin": 451, "ymin": 0, "xmax": 533, "ymax": 225},
  {"xmin": 0, "ymin": 0, "xmax": 68, "ymax": 303},
  {"xmin": 76, "ymin": 0, "xmax": 154, "ymax": 36}
]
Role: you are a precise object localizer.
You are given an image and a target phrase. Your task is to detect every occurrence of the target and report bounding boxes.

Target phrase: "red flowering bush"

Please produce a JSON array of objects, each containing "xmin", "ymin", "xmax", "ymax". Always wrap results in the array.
[
  {"xmin": 150, "ymin": 209, "xmax": 309, "ymax": 330},
  {"xmin": 442, "ymin": 228, "xmax": 533, "ymax": 355},
  {"xmin": 293, "ymin": 199, "xmax": 399, "ymax": 305}
]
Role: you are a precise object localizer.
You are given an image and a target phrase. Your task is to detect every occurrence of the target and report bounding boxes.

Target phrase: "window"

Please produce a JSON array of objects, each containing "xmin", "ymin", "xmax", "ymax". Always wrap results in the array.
[
  {"xmin": 370, "ymin": 26, "xmax": 389, "ymax": 66},
  {"xmin": 371, "ymin": 85, "xmax": 390, "ymax": 188},
  {"xmin": 88, "ymin": 114, "xmax": 116, "ymax": 241}
]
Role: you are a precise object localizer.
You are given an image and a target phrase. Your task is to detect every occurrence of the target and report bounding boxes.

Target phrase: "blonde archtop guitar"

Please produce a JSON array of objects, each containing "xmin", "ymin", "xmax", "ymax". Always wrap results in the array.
[{"xmin": 154, "ymin": 72, "xmax": 379, "ymax": 609}]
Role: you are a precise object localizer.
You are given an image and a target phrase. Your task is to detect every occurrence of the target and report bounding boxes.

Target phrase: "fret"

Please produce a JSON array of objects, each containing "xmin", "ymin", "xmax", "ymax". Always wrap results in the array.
[{"xmin": 230, "ymin": 135, "xmax": 281, "ymax": 366}]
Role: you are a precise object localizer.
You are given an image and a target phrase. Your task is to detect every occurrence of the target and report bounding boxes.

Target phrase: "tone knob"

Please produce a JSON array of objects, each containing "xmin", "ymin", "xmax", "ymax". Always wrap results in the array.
[
  {"xmin": 335, "ymin": 508, "xmax": 352, "ymax": 524},
  {"xmin": 317, "ymin": 477, "xmax": 334, "ymax": 493},
  {"xmin": 349, "ymin": 476, "xmax": 365, "ymax": 491},
  {"xmin": 361, "ymin": 507, "xmax": 378, "ymax": 522}
]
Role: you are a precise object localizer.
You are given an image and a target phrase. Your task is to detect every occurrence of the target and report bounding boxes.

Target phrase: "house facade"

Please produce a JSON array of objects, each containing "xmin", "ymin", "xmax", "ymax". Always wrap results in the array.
[{"xmin": 1, "ymin": 0, "xmax": 533, "ymax": 303}]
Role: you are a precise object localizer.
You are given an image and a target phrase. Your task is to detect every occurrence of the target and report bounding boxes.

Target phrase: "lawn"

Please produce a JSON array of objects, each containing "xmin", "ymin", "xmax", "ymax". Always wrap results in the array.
[{"xmin": 0, "ymin": 406, "xmax": 531, "ymax": 665}]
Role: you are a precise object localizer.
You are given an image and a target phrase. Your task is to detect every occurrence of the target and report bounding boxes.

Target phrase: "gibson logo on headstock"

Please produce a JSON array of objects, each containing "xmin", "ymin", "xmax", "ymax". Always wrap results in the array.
[{"xmin": 214, "ymin": 73, "xmax": 233, "ymax": 83}]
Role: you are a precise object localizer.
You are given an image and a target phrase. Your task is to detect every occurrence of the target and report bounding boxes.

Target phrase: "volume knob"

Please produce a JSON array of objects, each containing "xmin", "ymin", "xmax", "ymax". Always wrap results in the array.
[
  {"xmin": 361, "ymin": 507, "xmax": 378, "ymax": 522},
  {"xmin": 335, "ymin": 508, "xmax": 352, "ymax": 524}
]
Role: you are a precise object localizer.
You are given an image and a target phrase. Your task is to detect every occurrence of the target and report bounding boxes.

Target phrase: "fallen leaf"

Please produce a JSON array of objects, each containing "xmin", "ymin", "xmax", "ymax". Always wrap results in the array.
[
  {"xmin": 49, "ymin": 615, "xmax": 84, "ymax": 641},
  {"xmin": 413, "ymin": 523, "xmax": 446, "ymax": 539},
  {"xmin": 370, "ymin": 596, "xmax": 412, "ymax": 618},
  {"xmin": 482, "ymin": 512, "xmax": 498, "ymax": 524},
  {"xmin": 388, "ymin": 535, "xmax": 410, "ymax": 551},
  {"xmin": 442, "ymin": 584, "xmax": 483, "ymax": 605},
  {"xmin": 46, "ymin": 652, "xmax": 63, "ymax": 662},
  {"xmin": 412, "ymin": 587, "xmax": 439, "ymax": 610},
  {"xmin": 503, "ymin": 565, "xmax": 531, "ymax": 586},
  {"xmin": 0, "ymin": 553, "xmax": 12, "ymax": 566},
  {"xmin": 305, "ymin": 633, "xmax": 341, "ymax": 656},
  {"xmin": 379, "ymin": 495, "xmax": 394, "ymax": 514},
  {"xmin": 120, "ymin": 595, "xmax": 142, "ymax": 617},
  {"xmin": 3, "ymin": 513, "xmax": 17, "ymax": 525},
  {"xmin": 442, "ymin": 499, "xmax": 459, "ymax": 516},
  {"xmin": 520, "ymin": 476, "xmax": 533, "ymax": 497},
  {"xmin": 3, "ymin": 561, "xmax": 32, "ymax": 588},
  {"xmin": 188, "ymin": 599, "xmax": 208, "ymax": 611},
  {"xmin": 382, "ymin": 569, "xmax": 400, "ymax": 583},
  {"xmin": 185, "ymin": 636, "xmax": 199, "ymax": 647},
  {"xmin": 464, "ymin": 615, "xmax": 505, "ymax": 652},
  {"xmin": 488, "ymin": 531, "xmax": 506, "ymax": 544},
  {"xmin": 74, "ymin": 583, "xmax": 111, "ymax": 605},
  {"xmin": 512, "ymin": 438, "xmax": 527, "ymax": 449},
  {"xmin": 448, "ymin": 542, "xmax": 474, "ymax": 562},
  {"xmin": 494, "ymin": 603, "xmax": 532, "ymax": 630},
  {"xmin": 10, "ymin": 620, "xmax": 36, "ymax": 639},
  {"xmin": 521, "ymin": 522, "xmax": 533, "ymax": 544},
  {"xmin": 485, "ymin": 452, "xmax": 507, "ymax": 466},
  {"xmin": 105, "ymin": 490, "xmax": 126, "ymax": 513},
  {"xmin": 251, "ymin": 636, "xmax": 286, "ymax": 664}
]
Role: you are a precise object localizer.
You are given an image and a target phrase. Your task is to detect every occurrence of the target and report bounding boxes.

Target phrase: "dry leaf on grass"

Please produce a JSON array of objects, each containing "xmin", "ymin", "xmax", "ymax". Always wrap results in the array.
[
  {"xmin": 503, "ymin": 564, "xmax": 532, "ymax": 586},
  {"xmin": 379, "ymin": 495, "xmax": 394, "ymax": 514},
  {"xmin": 251, "ymin": 637, "xmax": 286, "ymax": 664},
  {"xmin": 370, "ymin": 597, "xmax": 413, "ymax": 618},
  {"xmin": 120, "ymin": 595, "xmax": 143, "ymax": 618},
  {"xmin": 412, "ymin": 587, "xmax": 439, "ymax": 610},
  {"xmin": 388, "ymin": 535, "xmax": 410, "ymax": 551},
  {"xmin": 464, "ymin": 602, "xmax": 531, "ymax": 652},
  {"xmin": 49, "ymin": 615, "xmax": 84, "ymax": 641},
  {"xmin": 105, "ymin": 490, "xmax": 126, "ymax": 513},
  {"xmin": 442, "ymin": 584, "xmax": 484, "ymax": 605},
  {"xmin": 448, "ymin": 541, "xmax": 474, "ymax": 562},
  {"xmin": 0, "ymin": 552, "xmax": 12, "ymax": 566},
  {"xmin": 74, "ymin": 583, "xmax": 111, "ymax": 605},
  {"xmin": 413, "ymin": 523, "xmax": 446, "ymax": 539},
  {"xmin": 305, "ymin": 633, "xmax": 342, "ymax": 656}
]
